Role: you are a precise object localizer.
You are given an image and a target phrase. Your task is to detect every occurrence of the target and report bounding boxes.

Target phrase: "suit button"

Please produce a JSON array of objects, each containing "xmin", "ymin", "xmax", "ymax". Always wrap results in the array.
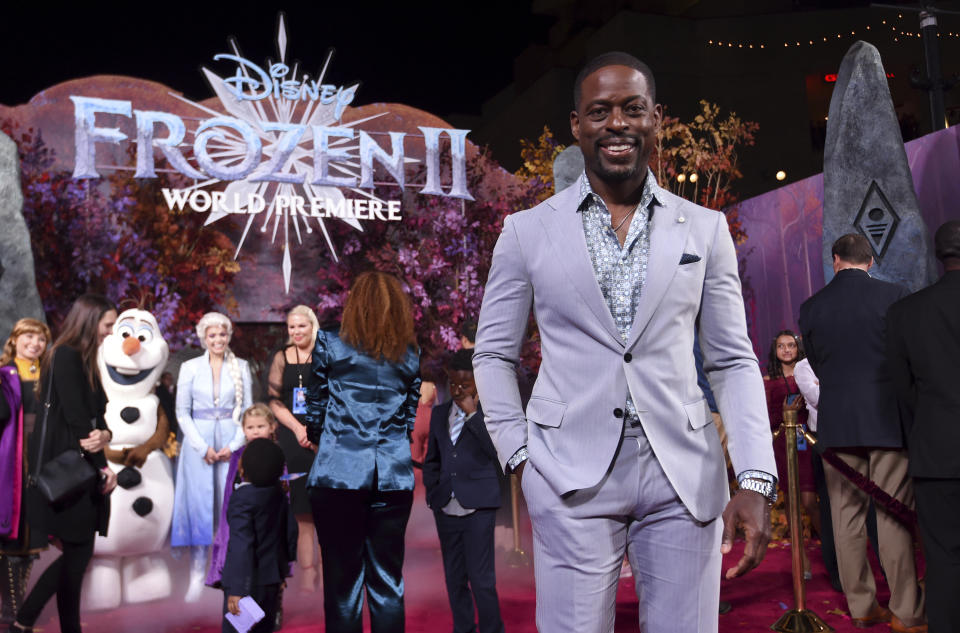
[
  {"xmin": 451, "ymin": 472, "xmax": 457, "ymax": 477},
  {"xmin": 624, "ymin": 353, "xmax": 632, "ymax": 363},
  {"xmin": 613, "ymin": 408, "xmax": 624, "ymax": 418},
  {"xmin": 452, "ymin": 452, "xmax": 457, "ymax": 458}
]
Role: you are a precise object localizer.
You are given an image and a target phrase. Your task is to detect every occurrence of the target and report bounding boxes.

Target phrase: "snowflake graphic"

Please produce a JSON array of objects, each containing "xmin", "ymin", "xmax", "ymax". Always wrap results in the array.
[{"xmin": 168, "ymin": 15, "xmax": 412, "ymax": 292}]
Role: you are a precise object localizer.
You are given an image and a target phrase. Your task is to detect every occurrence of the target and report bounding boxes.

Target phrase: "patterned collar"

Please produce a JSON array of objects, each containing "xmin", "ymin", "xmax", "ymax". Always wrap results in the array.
[{"xmin": 576, "ymin": 168, "xmax": 662, "ymax": 217}]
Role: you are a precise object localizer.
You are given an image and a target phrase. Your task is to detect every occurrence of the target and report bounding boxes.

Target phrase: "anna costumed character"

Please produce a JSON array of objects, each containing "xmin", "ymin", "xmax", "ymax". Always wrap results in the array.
[{"xmin": 1, "ymin": 319, "xmax": 51, "ymax": 626}]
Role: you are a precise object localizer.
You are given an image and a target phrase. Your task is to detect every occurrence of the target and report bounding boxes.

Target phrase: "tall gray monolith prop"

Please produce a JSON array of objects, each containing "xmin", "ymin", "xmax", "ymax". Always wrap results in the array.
[
  {"xmin": 824, "ymin": 41, "xmax": 937, "ymax": 291},
  {"xmin": 553, "ymin": 145, "xmax": 584, "ymax": 194},
  {"xmin": 0, "ymin": 131, "xmax": 46, "ymax": 335}
]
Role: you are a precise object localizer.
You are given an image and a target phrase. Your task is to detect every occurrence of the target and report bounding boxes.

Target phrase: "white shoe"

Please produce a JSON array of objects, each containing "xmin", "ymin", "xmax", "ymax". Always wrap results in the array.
[{"xmin": 184, "ymin": 570, "xmax": 205, "ymax": 603}]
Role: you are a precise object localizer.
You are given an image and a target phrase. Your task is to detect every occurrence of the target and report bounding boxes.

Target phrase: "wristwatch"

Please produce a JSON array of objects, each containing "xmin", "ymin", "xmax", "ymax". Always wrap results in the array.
[{"xmin": 739, "ymin": 477, "xmax": 777, "ymax": 504}]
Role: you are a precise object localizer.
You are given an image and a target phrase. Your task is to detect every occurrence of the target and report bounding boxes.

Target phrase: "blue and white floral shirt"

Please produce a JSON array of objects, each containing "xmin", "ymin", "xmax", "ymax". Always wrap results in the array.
[{"xmin": 577, "ymin": 169, "xmax": 660, "ymax": 424}]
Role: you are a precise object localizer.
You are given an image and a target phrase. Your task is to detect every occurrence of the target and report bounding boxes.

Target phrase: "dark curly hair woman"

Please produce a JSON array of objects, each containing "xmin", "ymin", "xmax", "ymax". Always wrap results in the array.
[{"xmin": 764, "ymin": 329, "xmax": 820, "ymax": 578}]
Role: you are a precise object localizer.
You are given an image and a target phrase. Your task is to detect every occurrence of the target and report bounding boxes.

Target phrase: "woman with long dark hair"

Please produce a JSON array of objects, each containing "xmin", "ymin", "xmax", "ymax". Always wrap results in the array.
[
  {"xmin": 764, "ymin": 329, "xmax": 820, "ymax": 576},
  {"xmin": 305, "ymin": 272, "xmax": 420, "ymax": 633},
  {"xmin": 11, "ymin": 294, "xmax": 118, "ymax": 633},
  {"xmin": 0, "ymin": 319, "xmax": 52, "ymax": 626}
]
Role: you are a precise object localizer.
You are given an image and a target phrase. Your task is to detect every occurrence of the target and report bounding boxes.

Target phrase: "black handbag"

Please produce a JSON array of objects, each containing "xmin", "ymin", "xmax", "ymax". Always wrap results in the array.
[{"xmin": 31, "ymin": 364, "xmax": 98, "ymax": 504}]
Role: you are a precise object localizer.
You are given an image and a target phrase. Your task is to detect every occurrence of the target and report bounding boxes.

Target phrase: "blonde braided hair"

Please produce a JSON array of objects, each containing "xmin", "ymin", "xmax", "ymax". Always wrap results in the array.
[
  {"xmin": 226, "ymin": 348, "xmax": 243, "ymax": 426},
  {"xmin": 196, "ymin": 312, "xmax": 244, "ymax": 427}
]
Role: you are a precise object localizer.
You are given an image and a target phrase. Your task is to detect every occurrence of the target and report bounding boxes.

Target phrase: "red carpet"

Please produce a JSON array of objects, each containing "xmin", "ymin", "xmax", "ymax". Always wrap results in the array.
[
  {"xmin": 30, "ymin": 539, "xmax": 892, "ymax": 632},
  {"xmin": 26, "ymin": 483, "xmax": 895, "ymax": 632},
  {"xmin": 718, "ymin": 538, "xmax": 889, "ymax": 633}
]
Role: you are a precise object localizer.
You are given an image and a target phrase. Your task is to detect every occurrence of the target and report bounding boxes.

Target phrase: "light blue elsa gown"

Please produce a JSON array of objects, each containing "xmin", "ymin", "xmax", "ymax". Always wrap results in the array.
[{"xmin": 171, "ymin": 351, "xmax": 252, "ymax": 547}]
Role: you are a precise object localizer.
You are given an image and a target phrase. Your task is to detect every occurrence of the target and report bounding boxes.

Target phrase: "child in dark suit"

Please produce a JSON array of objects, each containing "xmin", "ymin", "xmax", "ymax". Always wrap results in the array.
[
  {"xmin": 422, "ymin": 349, "xmax": 505, "ymax": 633},
  {"xmin": 222, "ymin": 438, "xmax": 297, "ymax": 633}
]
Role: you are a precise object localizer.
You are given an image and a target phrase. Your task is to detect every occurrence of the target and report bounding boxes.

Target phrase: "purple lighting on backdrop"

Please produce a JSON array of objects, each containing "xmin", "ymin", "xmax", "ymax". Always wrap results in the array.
[{"xmin": 735, "ymin": 125, "xmax": 960, "ymax": 370}]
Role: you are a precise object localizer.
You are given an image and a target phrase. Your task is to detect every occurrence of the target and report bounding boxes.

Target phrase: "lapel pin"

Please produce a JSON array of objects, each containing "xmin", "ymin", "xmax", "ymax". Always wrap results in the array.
[{"xmin": 677, "ymin": 216, "xmax": 686, "ymax": 223}]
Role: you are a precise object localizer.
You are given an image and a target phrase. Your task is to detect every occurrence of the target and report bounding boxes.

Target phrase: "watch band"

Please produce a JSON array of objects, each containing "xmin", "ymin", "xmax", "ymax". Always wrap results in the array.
[
  {"xmin": 507, "ymin": 446, "xmax": 529, "ymax": 472},
  {"xmin": 739, "ymin": 477, "xmax": 778, "ymax": 504}
]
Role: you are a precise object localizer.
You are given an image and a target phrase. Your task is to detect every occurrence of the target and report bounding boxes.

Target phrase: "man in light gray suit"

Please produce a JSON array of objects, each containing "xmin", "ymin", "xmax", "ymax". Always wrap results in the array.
[{"xmin": 473, "ymin": 52, "xmax": 778, "ymax": 633}]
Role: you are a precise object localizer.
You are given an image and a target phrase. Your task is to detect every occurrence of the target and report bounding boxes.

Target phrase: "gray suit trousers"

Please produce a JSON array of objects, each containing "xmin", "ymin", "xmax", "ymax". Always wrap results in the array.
[{"xmin": 521, "ymin": 427, "xmax": 722, "ymax": 633}]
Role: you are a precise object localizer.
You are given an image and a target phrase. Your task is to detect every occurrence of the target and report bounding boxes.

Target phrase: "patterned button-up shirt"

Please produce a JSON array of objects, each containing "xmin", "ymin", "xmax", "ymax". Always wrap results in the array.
[
  {"xmin": 509, "ymin": 171, "xmax": 777, "ymax": 494},
  {"xmin": 578, "ymin": 169, "xmax": 660, "ymax": 423}
]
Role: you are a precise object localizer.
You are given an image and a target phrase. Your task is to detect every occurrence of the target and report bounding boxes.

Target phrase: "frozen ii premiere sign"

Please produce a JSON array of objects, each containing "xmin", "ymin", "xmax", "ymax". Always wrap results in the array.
[{"xmin": 68, "ymin": 15, "xmax": 473, "ymax": 291}]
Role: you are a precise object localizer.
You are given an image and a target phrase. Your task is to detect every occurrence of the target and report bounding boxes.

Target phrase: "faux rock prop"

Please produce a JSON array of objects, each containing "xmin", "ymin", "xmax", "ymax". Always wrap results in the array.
[
  {"xmin": 0, "ymin": 132, "xmax": 45, "ymax": 334},
  {"xmin": 823, "ymin": 41, "xmax": 937, "ymax": 291},
  {"xmin": 553, "ymin": 145, "xmax": 584, "ymax": 194}
]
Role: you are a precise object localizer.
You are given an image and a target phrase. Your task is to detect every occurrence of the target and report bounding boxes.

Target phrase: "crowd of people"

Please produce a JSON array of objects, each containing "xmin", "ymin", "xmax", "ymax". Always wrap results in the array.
[
  {"xmin": 0, "ymin": 50, "xmax": 958, "ymax": 633},
  {"xmin": 0, "ymin": 271, "xmax": 500, "ymax": 633}
]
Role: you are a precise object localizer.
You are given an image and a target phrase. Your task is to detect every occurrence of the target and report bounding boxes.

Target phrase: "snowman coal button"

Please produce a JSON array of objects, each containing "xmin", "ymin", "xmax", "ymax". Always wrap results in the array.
[
  {"xmin": 132, "ymin": 497, "xmax": 154, "ymax": 517},
  {"xmin": 117, "ymin": 467, "xmax": 142, "ymax": 489}
]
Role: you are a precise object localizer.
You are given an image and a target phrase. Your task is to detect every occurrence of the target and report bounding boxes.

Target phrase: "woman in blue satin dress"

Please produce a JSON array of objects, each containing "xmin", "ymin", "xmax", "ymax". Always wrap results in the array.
[
  {"xmin": 304, "ymin": 272, "xmax": 421, "ymax": 633},
  {"xmin": 172, "ymin": 312, "xmax": 252, "ymax": 602}
]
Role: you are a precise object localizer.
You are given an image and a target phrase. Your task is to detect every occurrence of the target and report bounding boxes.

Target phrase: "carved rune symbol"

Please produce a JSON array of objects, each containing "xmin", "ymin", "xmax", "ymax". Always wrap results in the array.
[{"xmin": 854, "ymin": 181, "xmax": 900, "ymax": 261}]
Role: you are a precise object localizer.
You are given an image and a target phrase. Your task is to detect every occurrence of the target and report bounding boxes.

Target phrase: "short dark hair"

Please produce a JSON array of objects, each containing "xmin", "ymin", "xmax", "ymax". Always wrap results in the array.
[
  {"xmin": 832, "ymin": 233, "xmax": 873, "ymax": 265},
  {"xmin": 241, "ymin": 438, "xmax": 285, "ymax": 487},
  {"xmin": 448, "ymin": 348, "xmax": 474, "ymax": 373},
  {"xmin": 934, "ymin": 220, "xmax": 960, "ymax": 262},
  {"xmin": 573, "ymin": 52, "xmax": 656, "ymax": 109},
  {"xmin": 459, "ymin": 320, "xmax": 477, "ymax": 344},
  {"xmin": 419, "ymin": 355, "xmax": 447, "ymax": 384}
]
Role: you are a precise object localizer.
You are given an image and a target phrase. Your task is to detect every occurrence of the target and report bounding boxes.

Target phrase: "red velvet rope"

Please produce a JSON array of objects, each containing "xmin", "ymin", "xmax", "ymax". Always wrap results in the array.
[{"xmin": 806, "ymin": 434, "xmax": 918, "ymax": 528}]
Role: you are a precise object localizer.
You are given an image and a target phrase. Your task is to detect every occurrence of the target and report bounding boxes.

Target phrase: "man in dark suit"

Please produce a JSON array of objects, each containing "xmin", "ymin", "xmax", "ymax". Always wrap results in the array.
[
  {"xmin": 887, "ymin": 220, "xmax": 960, "ymax": 633},
  {"xmin": 422, "ymin": 349, "xmax": 505, "ymax": 633},
  {"xmin": 799, "ymin": 233, "xmax": 925, "ymax": 632},
  {"xmin": 222, "ymin": 438, "xmax": 297, "ymax": 633}
]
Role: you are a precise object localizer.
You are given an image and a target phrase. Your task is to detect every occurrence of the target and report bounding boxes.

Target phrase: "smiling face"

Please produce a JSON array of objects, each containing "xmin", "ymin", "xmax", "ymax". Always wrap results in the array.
[
  {"xmin": 204, "ymin": 325, "xmax": 230, "ymax": 356},
  {"xmin": 98, "ymin": 309, "xmax": 118, "ymax": 345},
  {"xmin": 571, "ymin": 65, "xmax": 661, "ymax": 186},
  {"xmin": 98, "ymin": 309, "xmax": 170, "ymax": 401},
  {"xmin": 15, "ymin": 331, "xmax": 47, "ymax": 362},
  {"xmin": 287, "ymin": 313, "xmax": 313, "ymax": 350},
  {"xmin": 776, "ymin": 335, "xmax": 799, "ymax": 365}
]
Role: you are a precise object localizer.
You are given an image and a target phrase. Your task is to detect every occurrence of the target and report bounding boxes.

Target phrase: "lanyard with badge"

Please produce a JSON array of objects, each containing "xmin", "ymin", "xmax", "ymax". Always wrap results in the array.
[{"xmin": 292, "ymin": 346, "xmax": 308, "ymax": 414}]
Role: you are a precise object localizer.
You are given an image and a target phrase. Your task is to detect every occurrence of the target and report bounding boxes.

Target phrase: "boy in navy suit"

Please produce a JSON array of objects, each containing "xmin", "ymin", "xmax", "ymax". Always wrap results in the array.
[
  {"xmin": 423, "ymin": 349, "xmax": 505, "ymax": 633},
  {"xmin": 222, "ymin": 438, "xmax": 297, "ymax": 633}
]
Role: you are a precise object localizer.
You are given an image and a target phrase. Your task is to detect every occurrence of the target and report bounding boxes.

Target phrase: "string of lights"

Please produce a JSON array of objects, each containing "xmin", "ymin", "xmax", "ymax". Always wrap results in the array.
[{"xmin": 704, "ymin": 13, "xmax": 960, "ymax": 50}]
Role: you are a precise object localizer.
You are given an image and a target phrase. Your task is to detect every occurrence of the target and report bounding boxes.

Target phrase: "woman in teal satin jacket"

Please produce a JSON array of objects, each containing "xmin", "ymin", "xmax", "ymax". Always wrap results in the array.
[{"xmin": 304, "ymin": 272, "xmax": 420, "ymax": 633}]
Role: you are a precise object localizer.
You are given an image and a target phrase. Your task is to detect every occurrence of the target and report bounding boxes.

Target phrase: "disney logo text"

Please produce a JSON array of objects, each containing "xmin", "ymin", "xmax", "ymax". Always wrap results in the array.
[{"xmin": 216, "ymin": 53, "xmax": 356, "ymax": 121}]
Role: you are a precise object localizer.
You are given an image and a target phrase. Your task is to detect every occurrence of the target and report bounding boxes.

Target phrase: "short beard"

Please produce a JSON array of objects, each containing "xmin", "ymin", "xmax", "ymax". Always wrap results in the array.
[
  {"xmin": 589, "ymin": 138, "xmax": 646, "ymax": 183},
  {"xmin": 594, "ymin": 161, "xmax": 644, "ymax": 182}
]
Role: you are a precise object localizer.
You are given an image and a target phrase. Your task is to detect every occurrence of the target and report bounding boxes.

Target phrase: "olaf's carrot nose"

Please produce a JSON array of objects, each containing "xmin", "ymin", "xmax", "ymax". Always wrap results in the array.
[{"xmin": 122, "ymin": 336, "xmax": 141, "ymax": 356}]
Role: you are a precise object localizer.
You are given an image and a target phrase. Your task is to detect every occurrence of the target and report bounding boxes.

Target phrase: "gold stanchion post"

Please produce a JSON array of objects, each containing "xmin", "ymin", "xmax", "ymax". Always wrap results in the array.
[
  {"xmin": 770, "ymin": 402, "xmax": 833, "ymax": 633},
  {"xmin": 505, "ymin": 473, "xmax": 529, "ymax": 567}
]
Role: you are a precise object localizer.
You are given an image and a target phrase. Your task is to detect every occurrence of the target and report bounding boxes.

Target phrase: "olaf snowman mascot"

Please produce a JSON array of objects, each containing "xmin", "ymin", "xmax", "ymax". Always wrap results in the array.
[{"xmin": 82, "ymin": 309, "xmax": 174, "ymax": 609}]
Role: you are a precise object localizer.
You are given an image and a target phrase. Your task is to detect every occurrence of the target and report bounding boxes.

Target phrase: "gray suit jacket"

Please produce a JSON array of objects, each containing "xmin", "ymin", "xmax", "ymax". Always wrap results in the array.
[{"xmin": 473, "ymin": 181, "xmax": 775, "ymax": 522}]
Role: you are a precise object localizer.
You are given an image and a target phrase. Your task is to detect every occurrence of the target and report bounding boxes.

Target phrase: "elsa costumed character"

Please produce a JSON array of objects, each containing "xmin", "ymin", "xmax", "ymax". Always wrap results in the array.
[{"xmin": 171, "ymin": 313, "xmax": 252, "ymax": 602}]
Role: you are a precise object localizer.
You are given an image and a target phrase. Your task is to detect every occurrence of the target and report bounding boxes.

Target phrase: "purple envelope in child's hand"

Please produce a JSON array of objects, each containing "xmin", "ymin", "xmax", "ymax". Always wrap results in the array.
[{"xmin": 225, "ymin": 596, "xmax": 265, "ymax": 633}]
